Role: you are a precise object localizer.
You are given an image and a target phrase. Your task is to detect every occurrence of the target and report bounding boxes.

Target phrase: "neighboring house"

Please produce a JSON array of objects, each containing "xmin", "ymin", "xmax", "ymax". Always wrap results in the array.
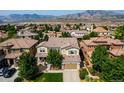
[
  {"xmin": 80, "ymin": 36, "xmax": 124, "ymax": 67},
  {"xmin": 109, "ymin": 48, "xmax": 124, "ymax": 58},
  {"xmin": 63, "ymin": 30, "xmax": 89, "ymax": 38},
  {"xmin": 36, "ymin": 37, "xmax": 81, "ymax": 69},
  {"xmin": 17, "ymin": 29, "xmax": 38, "ymax": 38},
  {"xmin": 0, "ymin": 47, "xmax": 5, "ymax": 66},
  {"xmin": 109, "ymin": 24, "xmax": 118, "ymax": 32},
  {"xmin": 0, "ymin": 38, "xmax": 38, "ymax": 66},
  {"xmin": 93, "ymin": 27, "xmax": 110, "ymax": 36},
  {"xmin": 43, "ymin": 31, "xmax": 62, "ymax": 37},
  {"xmin": 0, "ymin": 31, "xmax": 7, "ymax": 38}
]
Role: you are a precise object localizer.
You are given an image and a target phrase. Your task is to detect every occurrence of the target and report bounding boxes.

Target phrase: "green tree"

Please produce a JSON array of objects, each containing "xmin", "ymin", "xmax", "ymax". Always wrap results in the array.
[
  {"xmin": 34, "ymin": 31, "xmax": 44, "ymax": 41},
  {"xmin": 89, "ymin": 32, "xmax": 98, "ymax": 37},
  {"xmin": 92, "ymin": 24, "xmax": 96, "ymax": 29},
  {"xmin": 54, "ymin": 24, "xmax": 61, "ymax": 32},
  {"xmin": 102, "ymin": 26, "xmax": 108, "ymax": 30},
  {"xmin": 113, "ymin": 25, "xmax": 124, "ymax": 40},
  {"xmin": 45, "ymin": 24, "xmax": 50, "ymax": 31},
  {"xmin": 6, "ymin": 24, "xmax": 17, "ymax": 37},
  {"xmin": 79, "ymin": 68, "xmax": 88, "ymax": 79},
  {"xmin": 79, "ymin": 23, "xmax": 82, "ymax": 26},
  {"xmin": 61, "ymin": 32, "xmax": 71, "ymax": 37},
  {"xmin": 18, "ymin": 52, "xmax": 39, "ymax": 80},
  {"xmin": 82, "ymin": 34, "xmax": 90, "ymax": 40},
  {"xmin": 43, "ymin": 34, "xmax": 49, "ymax": 41},
  {"xmin": 91, "ymin": 46, "xmax": 109, "ymax": 73},
  {"xmin": 73, "ymin": 24, "xmax": 80, "ymax": 30},
  {"xmin": 101, "ymin": 55, "xmax": 124, "ymax": 82},
  {"xmin": 66, "ymin": 24, "xmax": 71, "ymax": 27},
  {"xmin": 46, "ymin": 49, "xmax": 63, "ymax": 69}
]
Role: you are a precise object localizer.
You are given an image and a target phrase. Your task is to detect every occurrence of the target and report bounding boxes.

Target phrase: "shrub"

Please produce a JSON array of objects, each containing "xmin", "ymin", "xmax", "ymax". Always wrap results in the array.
[
  {"xmin": 82, "ymin": 35, "xmax": 90, "ymax": 40},
  {"xmin": 79, "ymin": 68, "xmax": 88, "ymax": 79},
  {"xmin": 14, "ymin": 77, "xmax": 24, "ymax": 82}
]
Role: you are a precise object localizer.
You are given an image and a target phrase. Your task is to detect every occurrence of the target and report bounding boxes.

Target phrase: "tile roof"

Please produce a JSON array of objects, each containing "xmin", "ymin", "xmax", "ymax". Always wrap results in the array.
[
  {"xmin": 93, "ymin": 27, "xmax": 108, "ymax": 33},
  {"xmin": 82, "ymin": 37, "xmax": 124, "ymax": 47},
  {"xmin": 0, "ymin": 38, "xmax": 38, "ymax": 49},
  {"xmin": 109, "ymin": 48, "xmax": 124, "ymax": 57},
  {"xmin": 37, "ymin": 37, "xmax": 79, "ymax": 49},
  {"xmin": 17, "ymin": 31, "xmax": 38, "ymax": 37},
  {"xmin": 5, "ymin": 52, "xmax": 22, "ymax": 59},
  {"xmin": 63, "ymin": 30, "xmax": 88, "ymax": 34}
]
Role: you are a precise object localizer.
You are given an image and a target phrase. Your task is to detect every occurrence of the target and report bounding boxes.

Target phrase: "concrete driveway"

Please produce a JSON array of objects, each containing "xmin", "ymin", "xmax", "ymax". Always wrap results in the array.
[
  {"xmin": 0, "ymin": 71, "xmax": 18, "ymax": 82},
  {"xmin": 63, "ymin": 69, "xmax": 80, "ymax": 82}
]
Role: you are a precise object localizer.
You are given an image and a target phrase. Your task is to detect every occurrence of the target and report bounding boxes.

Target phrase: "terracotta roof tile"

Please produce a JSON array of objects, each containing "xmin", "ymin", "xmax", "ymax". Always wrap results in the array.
[
  {"xmin": 5, "ymin": 52, "xmax": 22, "ymax": 59},
  {"xmin": 109, "ymin": 48, "xmax": 124, "ymax": 57},
  {"xmin": 93, "ymin": 27, "xmax": 108, "ymax": 33},
  {"xmin": 0, "ymin": 38, "xmax": 38, "ymax": 49},
  {"xmin": 37, "ymin": 37, "xmax": 79, "ymax": 49}
]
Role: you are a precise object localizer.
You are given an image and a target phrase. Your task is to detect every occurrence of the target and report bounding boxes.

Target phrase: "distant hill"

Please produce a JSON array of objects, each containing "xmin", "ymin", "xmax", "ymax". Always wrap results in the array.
[
  {"xmin": 0, "ymin": 19, "xmax": 3, "ymax": 24},
  {"xmin": 0, "ymin": 10, "xmax": 124, "ymax": 23},
  {"xmin": 58, "ymin": 10, "xmax": 124, "ymax": 21},
  {"xmin": 0, "ymin": 14, "xmax": 56, "ymax": 23}
]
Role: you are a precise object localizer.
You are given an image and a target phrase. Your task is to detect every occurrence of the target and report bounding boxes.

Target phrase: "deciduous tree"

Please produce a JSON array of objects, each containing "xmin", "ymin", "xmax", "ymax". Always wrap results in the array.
[{"xmin": 18, "ymin": 52, "xmax": 39, "ymax": 80}]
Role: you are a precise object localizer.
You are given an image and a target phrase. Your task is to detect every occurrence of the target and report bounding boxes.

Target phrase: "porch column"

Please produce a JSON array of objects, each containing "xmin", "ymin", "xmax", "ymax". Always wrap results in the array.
[
  {"xmin": 62, "ymin": 64, "xmax": 64, "ymax": 69},
  {"xmin": 37, "ymin": 57, "xmax": 40, "ymax": 62},
  {"xmin": 13, "ymin": 59, "xmax": 17, "ymax": 67},
  {"xmin": 7, "ymin": 59, "xmax": 11, "ymax": 66},
  {"xmin": 37, "ymin": 57, "xmax": 41, "ymax": 65}
]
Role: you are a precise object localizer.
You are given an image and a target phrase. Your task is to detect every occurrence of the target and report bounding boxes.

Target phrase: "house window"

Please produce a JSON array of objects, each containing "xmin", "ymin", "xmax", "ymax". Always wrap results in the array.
[
  {"xmin": 68, "ymin": 50, "xmax": 77, "ymax": 55},
  {"xmin": 40, "ymin": 48, "xmax": 45, "ymax": 52},
  {"xmin": 20, "ymin": 49, "xmax": 23, "ymax": 52}
]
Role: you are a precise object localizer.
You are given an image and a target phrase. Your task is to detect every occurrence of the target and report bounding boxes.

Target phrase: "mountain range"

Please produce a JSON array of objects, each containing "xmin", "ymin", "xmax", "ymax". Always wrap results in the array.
[{"xmin": 0, "ymin": 10, "xmax": 124, "ymax": 23}]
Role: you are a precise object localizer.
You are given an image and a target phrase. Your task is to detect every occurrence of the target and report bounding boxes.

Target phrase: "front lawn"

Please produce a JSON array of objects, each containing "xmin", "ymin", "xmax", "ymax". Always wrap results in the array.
[{"xmin": 31, "ymin": 73, "xmax": 63, "ymax": 82}]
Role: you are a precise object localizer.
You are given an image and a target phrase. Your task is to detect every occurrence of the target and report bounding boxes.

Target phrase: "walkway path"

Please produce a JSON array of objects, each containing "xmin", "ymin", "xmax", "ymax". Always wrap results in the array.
[{"xmin": 63, "ymin": 69, "xmax": 80, "ymax": 82}]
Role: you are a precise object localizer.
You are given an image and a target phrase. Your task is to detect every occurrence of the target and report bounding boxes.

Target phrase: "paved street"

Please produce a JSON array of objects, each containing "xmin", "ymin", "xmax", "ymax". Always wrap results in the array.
[
  {"xmin": 63, "ymin": 69, "xmax": 80, "ymax": 82},
  {"xmin": 0, "ymin": 71, "xmax": 18, "ymax": 82}
]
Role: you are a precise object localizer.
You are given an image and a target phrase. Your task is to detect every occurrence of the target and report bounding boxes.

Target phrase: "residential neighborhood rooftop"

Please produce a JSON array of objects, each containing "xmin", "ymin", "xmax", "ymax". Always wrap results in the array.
[
  {"xmin": 93, "ymin": 27, "xmax": 108, "ymax": 33},
  {"xmin": 109, "ymin": 48, "xmax": 124, "ymax": 57},
  {"xmin": 37, "ymin": 37, "xmax": 79, "ymax": 49},
  {"xmin": 0, "ymin": 38, "xmax": 38, "ymax": 49}
]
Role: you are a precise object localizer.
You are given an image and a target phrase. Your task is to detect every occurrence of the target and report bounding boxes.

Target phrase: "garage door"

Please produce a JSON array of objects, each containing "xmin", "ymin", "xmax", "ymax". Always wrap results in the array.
[{"xmin": 64, "ymin": 64, "xmax": 77, "ymax": 69}]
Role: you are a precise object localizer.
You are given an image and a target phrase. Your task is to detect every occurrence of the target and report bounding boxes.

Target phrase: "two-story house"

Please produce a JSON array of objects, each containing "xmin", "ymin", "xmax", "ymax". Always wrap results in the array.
[
  {"xmin": 62, "ymin": 30, "xmax": 89, "ymax": 38},
  {"xmin": 93, "ymin": 27, "xmax": 110, "ymax": 36},
  {"xmin": 17, "ymin": 29, "xmax": 38, "ymax": 39},
  {"xmin": 0, "ymin": 47, "xmax": 5, "ymax": 66},
  {"xmin": 36, "ymin": 37, "xmax": 81, "ymax": 69},
  {"xmin": 80, "ymin": 36, "xmax": 124, "ymax": 67},
  {"xmin": 0, "ymin": 38, "xmax": 38, "ymax": 66}
]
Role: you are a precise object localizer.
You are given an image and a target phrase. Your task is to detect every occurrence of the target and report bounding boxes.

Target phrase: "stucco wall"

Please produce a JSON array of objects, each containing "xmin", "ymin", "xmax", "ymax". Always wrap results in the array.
[
  {"xmin": 61, "ymin": 48, "xmax": 79, "ymax": 55},
  {"xmin": 37, "ymin": 47, "xmax": 48, "ymax": 53}
]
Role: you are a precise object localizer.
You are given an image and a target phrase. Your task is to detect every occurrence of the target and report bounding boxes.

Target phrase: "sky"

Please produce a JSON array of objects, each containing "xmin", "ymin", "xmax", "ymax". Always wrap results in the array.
[
  {"xmin": 0, "ymin": 10, "xmax": 124, "ymax": 16},
  {"xmin": 0, "ymin": 10, "xmax": 84, "ymax": 16}
]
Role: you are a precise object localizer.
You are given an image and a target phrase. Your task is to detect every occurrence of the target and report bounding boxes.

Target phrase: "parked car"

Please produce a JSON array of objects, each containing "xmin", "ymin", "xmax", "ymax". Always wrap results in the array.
[
  {"xmin": 0, "ymin": 68, "xmax": 3, "ymax": 76},
  {"xmin": 0, "ymin": 67, "xmax": 8, "ymax": 76},
  {"xmin": 3, "ymin": 67, "xmax": 9, "ymax": 74},
  {"xmin": 0, "ymin": 65, "xmax": 2, "ymax": 69},
  {"xmin": 4, "ymin": 68, "xmax": 16, "ymax": 78}
]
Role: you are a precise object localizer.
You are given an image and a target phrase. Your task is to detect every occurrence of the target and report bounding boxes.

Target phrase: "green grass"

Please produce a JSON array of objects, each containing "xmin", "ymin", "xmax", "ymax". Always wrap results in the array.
[{"xmin": 31, "ymin": 73, "xmax": 63, "ymax": 82}]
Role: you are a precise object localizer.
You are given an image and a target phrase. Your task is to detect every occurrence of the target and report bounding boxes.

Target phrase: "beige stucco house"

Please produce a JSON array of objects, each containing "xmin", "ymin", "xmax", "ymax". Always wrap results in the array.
[
  {"xmin": 80, "ymin": 36, "xmax": 124, "ymax": 67},
  {"xmin": 62, "ymin": 30, "xmax": 89, "ymax": 38},
  {"xmin": 36, "ymin": 37, "xmax": 81, "ymax": 69},
  {"xmin": 93, "ymin": 27, "xmax": 110, "ymax": 36},
  {"xmin": 17, "ymin": 28, "xmax": 38, "ymax": 39},
  {"xmin": 0, "ymin": 38, "xmax": 38, "ymax": 66}
]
